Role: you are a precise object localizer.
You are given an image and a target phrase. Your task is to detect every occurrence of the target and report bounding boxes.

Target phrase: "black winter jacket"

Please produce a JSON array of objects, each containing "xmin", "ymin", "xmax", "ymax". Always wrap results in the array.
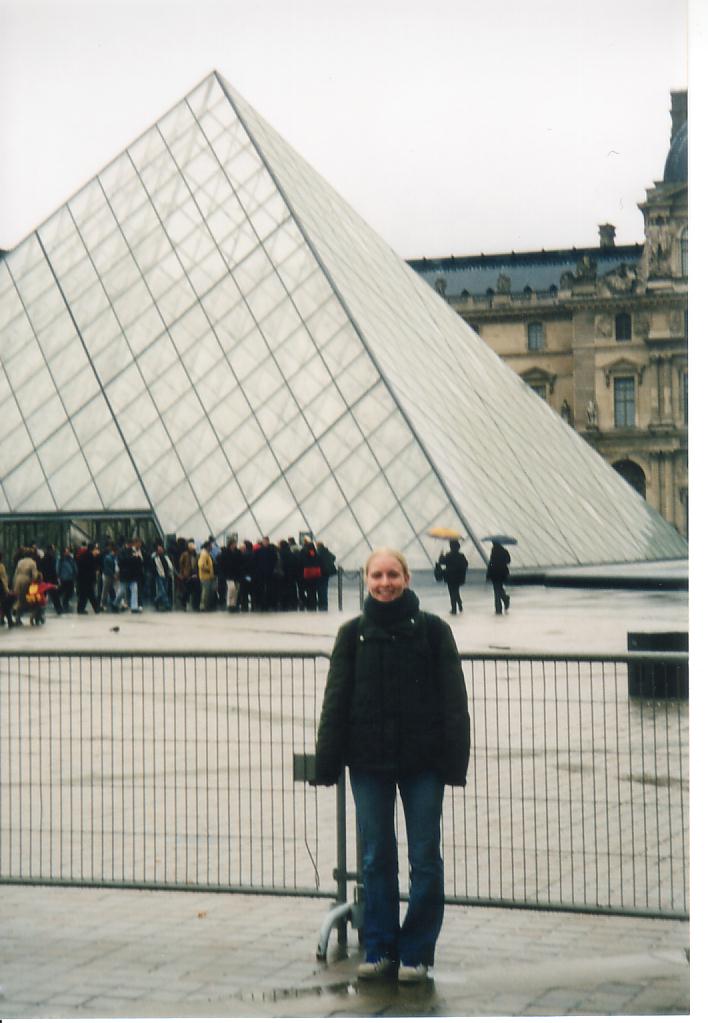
[
  {"xmin": 220, "ymin": 546, "xmax": 243, "ymax": 582},
  {"xmin": 486, "ymin": 543, "xmax": 511, "ymax": 583},
  {"xmin": 314, "ymin": 590, "xmax": 470, "ymax": 787},
  {"xmin": 439, "ymin": 549, "xmax": 468, "ymax": 585},
  {"xmin": 118, "ymin": 545, "xmax": 143, "ymax": 583}
]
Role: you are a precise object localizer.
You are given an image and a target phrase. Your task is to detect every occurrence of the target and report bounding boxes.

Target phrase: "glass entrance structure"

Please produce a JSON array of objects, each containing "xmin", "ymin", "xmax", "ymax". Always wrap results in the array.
[{"xmin": 0, "ymin": 72, "xmax": 687, "ymax": 569}]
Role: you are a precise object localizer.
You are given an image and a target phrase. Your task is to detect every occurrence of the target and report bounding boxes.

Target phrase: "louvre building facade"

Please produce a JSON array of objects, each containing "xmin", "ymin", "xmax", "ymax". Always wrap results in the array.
[
  {"xmin": 0, "ymin": 72, "xmax": 687, "ymax": 570},
  {"xmin": 410, "ymin": 92, "xmax": 688, "ymax": 543}
]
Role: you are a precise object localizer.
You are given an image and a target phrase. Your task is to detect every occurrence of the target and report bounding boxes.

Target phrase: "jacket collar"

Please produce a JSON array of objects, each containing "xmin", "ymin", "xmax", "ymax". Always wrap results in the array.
[{"xmin": 360, "ymin": 589, "xmax": 422, "ymax": 639}]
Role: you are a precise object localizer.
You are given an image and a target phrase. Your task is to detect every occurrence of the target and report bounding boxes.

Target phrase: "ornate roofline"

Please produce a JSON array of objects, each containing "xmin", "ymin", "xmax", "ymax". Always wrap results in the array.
[{"xmin": 408, "ymin": 243, "xmax": 642, "ymax": 273}]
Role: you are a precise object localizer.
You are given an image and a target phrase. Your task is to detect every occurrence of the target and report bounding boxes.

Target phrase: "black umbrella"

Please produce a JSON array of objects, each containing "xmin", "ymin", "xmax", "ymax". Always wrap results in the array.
[{"xmin": 481, "ymin": 534, "xmax": 518, "ymax": 545}]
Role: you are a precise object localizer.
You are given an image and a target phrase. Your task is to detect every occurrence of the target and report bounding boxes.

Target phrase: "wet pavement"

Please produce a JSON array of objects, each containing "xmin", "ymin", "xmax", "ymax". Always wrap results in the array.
[
  {"xmin": 0, "ymin": 883, "xmax": 690, "ymax": 1017},
  {"xmin": 0, "ymin": 571, "xmax": 695, "ymax": 1017},
  {"xmin": 0, "ymin": 567, "xmax": 690, "ymax": 657}
]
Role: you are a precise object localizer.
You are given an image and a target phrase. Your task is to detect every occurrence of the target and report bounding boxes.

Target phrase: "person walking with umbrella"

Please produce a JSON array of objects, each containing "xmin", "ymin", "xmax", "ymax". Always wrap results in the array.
[
  {"xmin": 437, "ymin": 539, "xmax": 468, "ymax": 615},
  {"xmin": 486, "ymin": 540, "xmax": 512, "ymax": 615}
]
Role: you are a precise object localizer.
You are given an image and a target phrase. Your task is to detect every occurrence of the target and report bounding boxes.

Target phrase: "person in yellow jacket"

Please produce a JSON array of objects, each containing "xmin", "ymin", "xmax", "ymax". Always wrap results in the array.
[{"xmin": 198, "ymin": 541, "xmax": 216, "ymax": 611}]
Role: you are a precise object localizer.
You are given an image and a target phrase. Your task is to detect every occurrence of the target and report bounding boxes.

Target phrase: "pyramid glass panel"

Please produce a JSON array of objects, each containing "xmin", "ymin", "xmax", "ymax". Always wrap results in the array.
[{"xmin": 0, "ymin": 71, "xmax": 688, "ymax": 567}]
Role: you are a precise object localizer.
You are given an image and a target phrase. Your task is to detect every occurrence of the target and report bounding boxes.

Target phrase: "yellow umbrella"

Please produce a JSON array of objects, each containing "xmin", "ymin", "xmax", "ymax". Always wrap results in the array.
[{"xmin": 426, "ymin": 526, "xmax": 463, "ymax": 540}]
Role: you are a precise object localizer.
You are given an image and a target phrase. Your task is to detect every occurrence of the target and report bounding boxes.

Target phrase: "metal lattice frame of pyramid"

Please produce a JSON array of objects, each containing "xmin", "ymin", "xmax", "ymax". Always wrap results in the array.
[{"xmin": 0, "ymin": 71, "xmax": 688, "ymax": 569}]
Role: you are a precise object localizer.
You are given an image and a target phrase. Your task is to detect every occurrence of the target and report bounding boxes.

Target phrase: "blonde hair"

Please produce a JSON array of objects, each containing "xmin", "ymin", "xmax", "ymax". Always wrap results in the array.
[{"xmin": 364, "ymin": 547, "xmax": 410, "ymax": 580}]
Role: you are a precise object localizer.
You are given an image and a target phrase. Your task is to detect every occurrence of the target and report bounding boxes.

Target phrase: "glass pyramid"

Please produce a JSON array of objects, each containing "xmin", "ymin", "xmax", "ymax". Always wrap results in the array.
[{"xmin": 0, "ymin": 71, "xmax": 687, "ymax": 569}]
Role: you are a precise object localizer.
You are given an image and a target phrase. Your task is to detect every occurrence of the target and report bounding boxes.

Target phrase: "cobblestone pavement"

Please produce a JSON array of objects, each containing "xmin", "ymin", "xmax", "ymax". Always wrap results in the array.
[{"xmin": 0, "ymin": 884, "xmax": 690, "ymax": 1017}]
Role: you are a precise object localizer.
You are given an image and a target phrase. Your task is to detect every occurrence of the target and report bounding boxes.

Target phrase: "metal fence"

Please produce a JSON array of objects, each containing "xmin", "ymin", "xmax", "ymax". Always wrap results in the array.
[
  {"xmin": 0, "ymin": 650, "xmax": 688, "ymax": 924},
  {"xmin": 444, "ymin": 654, "xmax": 688, "ymax": 919}
]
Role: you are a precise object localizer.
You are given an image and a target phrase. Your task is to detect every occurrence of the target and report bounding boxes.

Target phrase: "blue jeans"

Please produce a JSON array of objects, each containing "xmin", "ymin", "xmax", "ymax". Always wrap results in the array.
[
  {"xmin": 349, "ymin": 769, "xmax": 445, "ymax": 966},
  {"xmin": 154, "ymin": 575, "xmax": 171, "ymax": 609},
  {"xmin": 317, "ymin": 576, "xmax": 329, "ymax": 610}
]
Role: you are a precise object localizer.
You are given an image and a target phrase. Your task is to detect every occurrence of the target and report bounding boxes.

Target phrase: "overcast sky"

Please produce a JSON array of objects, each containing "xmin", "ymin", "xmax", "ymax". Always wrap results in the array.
[{"xmin": 0, "ymin": 0, "xmax": 695, "ymax": 258}]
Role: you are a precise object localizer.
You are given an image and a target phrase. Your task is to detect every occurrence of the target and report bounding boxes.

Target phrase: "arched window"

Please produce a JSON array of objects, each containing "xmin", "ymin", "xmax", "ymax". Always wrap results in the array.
[
  {"xmin": 527, "ymin": 321, "xmax": 544, "ymax": 351},
  {"xmin": 613, "ymin": 459, "xmax": 646, "ymax": 498},
  {"xmin": 615, "ymin": 312, "xmax": 632, "ymax": 341}
]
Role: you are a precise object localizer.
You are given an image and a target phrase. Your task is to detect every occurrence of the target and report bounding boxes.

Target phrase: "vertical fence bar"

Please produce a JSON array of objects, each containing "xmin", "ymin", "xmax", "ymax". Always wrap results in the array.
[
  {"xmin": 236, "ymin": 655, "xmax": 243, "ymax": 887},
  {"xmin": 677, "ymin": 699, "xmax": 688, "ymax": 911},
  {"xmin": 336, "ymin": 771, "xmax": 348, "ymax": 950},
  {"xmin": 27, "ymin": 653, "xmax": 34, "ymax": 879},
  {"xmin": 140, "ymin": 655, "xmax": 147, "ymax": 886}
]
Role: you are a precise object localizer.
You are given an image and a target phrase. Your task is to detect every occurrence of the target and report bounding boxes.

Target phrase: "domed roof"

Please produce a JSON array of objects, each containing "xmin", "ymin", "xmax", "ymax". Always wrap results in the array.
[{"xmin": 663, "ymin": 119, "xmax": 687, "ymax": 183}]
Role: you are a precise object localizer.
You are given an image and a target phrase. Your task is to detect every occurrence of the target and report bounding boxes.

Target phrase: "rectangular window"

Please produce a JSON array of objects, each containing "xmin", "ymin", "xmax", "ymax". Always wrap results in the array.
[
  {"xmin": 615, "ymin": 313, "xmax": 632, "ymax": 341},
  {"xmin": 527, "ymin": 322, "xmax": 544, "ymax": 351},
  {"xmin": 529, "ymin": 383, "xmax": 547, "ymax": 400},
  {"xmin": 614, "ymin": 376, "xmax": 635, "ymax": 427},
  {"xmin": 683, "ymin": 371, "xmax": 688, "ymax": 426}
]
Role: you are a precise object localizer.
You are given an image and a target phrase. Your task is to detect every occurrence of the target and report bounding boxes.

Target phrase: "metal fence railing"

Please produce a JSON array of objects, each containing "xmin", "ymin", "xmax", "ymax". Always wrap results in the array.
[
  {"xmin": 0, "ymin": 651, "xmax": 333, "ymax": 899},
  {"xmin": 0, "ymin": 650, "xmax": 688, "ymax": 930},
  {"xmin": 438, "ymin": 654, "xmax": 688, "ymax": 919}
]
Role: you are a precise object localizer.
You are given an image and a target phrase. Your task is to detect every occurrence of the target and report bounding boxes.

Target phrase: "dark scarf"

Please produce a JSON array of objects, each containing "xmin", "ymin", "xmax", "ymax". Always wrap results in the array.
[{"xmin": 363, "ymin": 587, "xmax": 420, "ymax": 627}]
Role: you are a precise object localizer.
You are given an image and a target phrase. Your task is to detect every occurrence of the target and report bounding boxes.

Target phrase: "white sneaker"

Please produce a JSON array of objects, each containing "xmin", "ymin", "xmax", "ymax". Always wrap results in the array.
[
  {"xmin": 398, "ymin": 963, "xmax": 430, "ymax": 983},
  {"xmin": 357, "ymin": 957, "xmax": 396, "ymax": 979}
]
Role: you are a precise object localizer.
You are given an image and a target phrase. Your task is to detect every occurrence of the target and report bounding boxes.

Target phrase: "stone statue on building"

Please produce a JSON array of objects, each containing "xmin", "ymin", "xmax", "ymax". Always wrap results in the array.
[
  {"xmin": 669, "ymin": 310, "xmax": 684, "ymax": 336},
  {"xmin": 496, "ymin": 273, "xmax": 511, "ymax": 294},
  {"xmin": 633, "ymin": 313, "xmax": 650, "ymax": 339},
  {"xmin": 575, "ymin": 255, "xmax": 597, "ymax": 282},
  {"xmin": 595, "ymin": 314, "xmax": 613, "ymax": 338},
  {"xmin": 560, "ymin": 399, "xmax": 573, "ymax": 426},
  {"xmin": 598, "ymin": 263, "xmax": 638, "ymax": 295},
  {"xmin": 586, "ymin": 398, "xmax": 599, "ymax": 428},
  {"xmin": 646, "ymin": 217, "xmax": 673, "ymax": 276}
]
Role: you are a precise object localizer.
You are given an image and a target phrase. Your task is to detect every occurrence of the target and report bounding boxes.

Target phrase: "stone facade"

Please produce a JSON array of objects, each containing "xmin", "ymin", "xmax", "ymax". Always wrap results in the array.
[{"xmin": 410, "ymin": 92, "xmax": 688, "ymax": 539}]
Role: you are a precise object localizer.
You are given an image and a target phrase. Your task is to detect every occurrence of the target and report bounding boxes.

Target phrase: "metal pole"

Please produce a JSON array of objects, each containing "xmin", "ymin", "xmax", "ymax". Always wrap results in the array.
[
  {"xmin": 336, "ymin": 770, "xmax": 348, "ymax": 950},
  {"xmin": 352, "ymin": 812, "xmax": 365, "ymax": 944},
  {"xmin": 337, "ymin": 567, "xmax": 343, "ymax": 611}
]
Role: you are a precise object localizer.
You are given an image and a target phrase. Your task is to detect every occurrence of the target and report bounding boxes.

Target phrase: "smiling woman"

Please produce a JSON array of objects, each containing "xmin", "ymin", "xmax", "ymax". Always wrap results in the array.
[
  {"xmin": 313, "ymin": 546, "xmax": 470, "ymax": 983},
  {"xmin": 363, "ymin": 548, "xmax": 409, "ymax": 602}
]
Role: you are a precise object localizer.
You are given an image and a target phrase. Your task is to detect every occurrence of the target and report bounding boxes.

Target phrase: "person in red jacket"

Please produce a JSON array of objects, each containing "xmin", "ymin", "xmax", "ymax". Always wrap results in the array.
[
  {"xmin": 299, "ymin": 538, "xmax": 322, "ymax": 612},
  {"xmin": 25, "ymin": 577, "xmax": 58, "ymax": 625}
]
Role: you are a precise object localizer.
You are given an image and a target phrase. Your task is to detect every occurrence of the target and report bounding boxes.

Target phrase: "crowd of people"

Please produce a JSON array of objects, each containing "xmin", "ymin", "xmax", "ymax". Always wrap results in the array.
[{"xmin": 0, "ymin": 534, "xmax": 338, "ymax": 627}]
